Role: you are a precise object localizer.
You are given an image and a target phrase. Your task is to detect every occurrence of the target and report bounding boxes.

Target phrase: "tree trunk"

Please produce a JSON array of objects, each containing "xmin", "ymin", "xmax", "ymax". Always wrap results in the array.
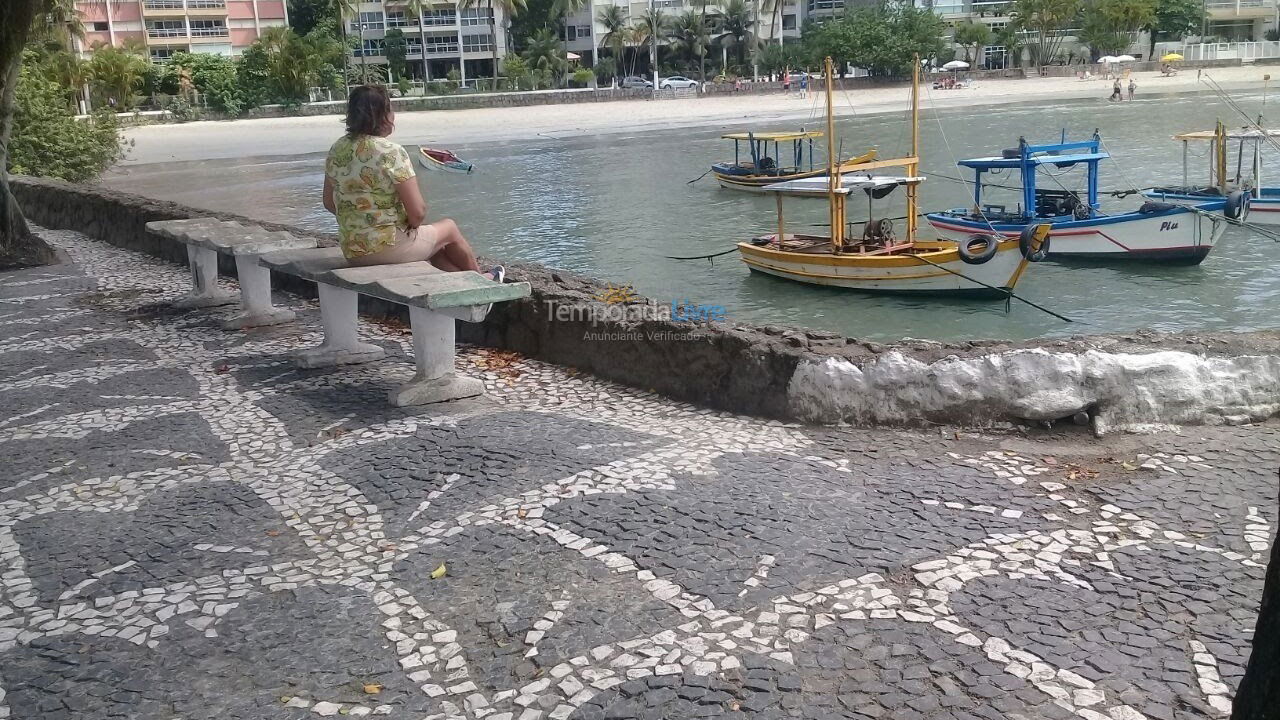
[
  {"xmin": 1, "ymin": 0, "xmax": 57, "ymax": 270},
  {"xmin": 1231, "ymin": 469, "xmax": 1280, "ymax": 720},
  {"xmin": 489, "ymin": 0, "xmax": 498, "ymax": 90}
]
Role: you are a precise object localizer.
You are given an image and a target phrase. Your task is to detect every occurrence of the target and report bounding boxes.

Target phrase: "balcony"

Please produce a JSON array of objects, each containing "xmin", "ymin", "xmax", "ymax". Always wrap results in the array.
[
  {"xmin": 146, "ymin": 26, "xmax": 188, "ymax": 40},
  {"xmin": 187, "ymin": 0, "xmax": 228, "ymax": 13},
  {"xmin": 190, "ymin": 25, "xmax": 230, "ymax": 41},
  {"xmin": 1206, "ymin": 0, "xmax": 1274, "ymax": 18},
  {"xmin": 142, "ymin": 0, "xmax": 189, "ymax": 17}
]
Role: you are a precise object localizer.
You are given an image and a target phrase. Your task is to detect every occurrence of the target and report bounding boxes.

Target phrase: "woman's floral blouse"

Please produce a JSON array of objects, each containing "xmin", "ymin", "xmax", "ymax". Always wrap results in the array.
[{"xmin": 325, "ymin": 134, "xmax": 416, "ymax": 258}]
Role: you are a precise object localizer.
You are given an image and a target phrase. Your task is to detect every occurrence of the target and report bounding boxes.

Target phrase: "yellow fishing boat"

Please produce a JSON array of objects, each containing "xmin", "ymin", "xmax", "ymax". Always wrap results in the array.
[
  {"xmin": 736, "ymin": 56, "xmax": 1049, "ymax": 297},
  {"xmin": 712, "ymin": 130, "xmax": 877, "ymax": 193}
]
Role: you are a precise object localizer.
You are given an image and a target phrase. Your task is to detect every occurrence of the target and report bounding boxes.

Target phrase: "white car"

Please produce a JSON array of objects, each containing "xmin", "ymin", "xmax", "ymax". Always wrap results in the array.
[{"xmin": 660, "ymin": 76, "xmax": 699, "ymax": 90}]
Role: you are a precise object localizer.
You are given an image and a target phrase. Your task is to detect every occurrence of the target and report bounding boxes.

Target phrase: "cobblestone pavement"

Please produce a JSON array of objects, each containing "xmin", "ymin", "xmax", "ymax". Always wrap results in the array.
[{"xmin": 0, "ymin": 229, "xmax": 1275, "ymax": 720}]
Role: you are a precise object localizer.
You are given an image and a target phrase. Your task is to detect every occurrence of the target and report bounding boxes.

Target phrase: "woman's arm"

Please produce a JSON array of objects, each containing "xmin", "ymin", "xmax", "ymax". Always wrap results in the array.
[
  {"xmin": 395, "ymin": 177, "xmax": 427, "ymax": 228},
  {"xmin": 322, "ymin": 175, "xmax": 336, "ymax": 215}
]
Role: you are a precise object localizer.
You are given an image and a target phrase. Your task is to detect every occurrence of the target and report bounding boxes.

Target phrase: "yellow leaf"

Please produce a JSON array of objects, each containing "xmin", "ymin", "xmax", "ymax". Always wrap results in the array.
[
  {"xmin": 363, "ymin": 683, "xmax": 382, "ymax": 694},
  {"xmin": 1121, "ymin": 462, "xmax": 1138, "ymax": 471},
  {"xmin": 431, "ymin": 563, "xmax": 447, "ymax": 579}
]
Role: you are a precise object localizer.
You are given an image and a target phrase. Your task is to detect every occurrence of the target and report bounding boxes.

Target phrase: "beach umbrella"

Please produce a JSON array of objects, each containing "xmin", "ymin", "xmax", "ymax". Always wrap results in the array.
[
  {"xmin": 1161, "ymin": 52, "xmax": 1184, "ymax": 61},
  {"xmin": 1097, "ymin": 55, "xmax": 1119, "ymax": 64},
  {"xmin": 942, "ymin": 60, "xmax": 970, "ymax": 70},
  {"xmin": 1115, "ymin": 55, "xmax": 1136, "ymax": 62}
]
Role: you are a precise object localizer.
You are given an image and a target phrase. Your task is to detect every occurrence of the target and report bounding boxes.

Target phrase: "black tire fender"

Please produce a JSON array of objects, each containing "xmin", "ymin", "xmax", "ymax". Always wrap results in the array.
[
  {"xmin": 958, "ymin": 234, "xmax": 1000, "ymax": 265},
  {"xmin": 1019, "ymin": 224, "xmax": 1051, "ymax": 262},
  {"xmin": 1225, "ymin": 190, "xmax": 1250, "ymax": 220}
]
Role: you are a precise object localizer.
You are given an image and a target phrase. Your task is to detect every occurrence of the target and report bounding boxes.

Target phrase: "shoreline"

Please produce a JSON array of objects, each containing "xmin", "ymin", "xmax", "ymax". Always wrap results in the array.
[{"xmin": 120, "ymin": 66, "xmax": 1272, "ymax": 165}]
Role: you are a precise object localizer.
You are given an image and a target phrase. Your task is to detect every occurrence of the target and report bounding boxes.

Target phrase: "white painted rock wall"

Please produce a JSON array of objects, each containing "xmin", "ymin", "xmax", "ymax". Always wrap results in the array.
[{"xmin": 787, "ymin": 348, "xmax": 1280, "ymax": 433}]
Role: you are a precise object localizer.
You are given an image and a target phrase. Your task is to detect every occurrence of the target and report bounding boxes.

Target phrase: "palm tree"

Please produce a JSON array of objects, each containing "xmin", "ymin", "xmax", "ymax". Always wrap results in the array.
[
  {"xmin": 624, "ymin": 24, "xmax": 647, "ymax": 76},
  {"xmin": 327, "ymin": 0, "xmax": 358, "ymax": 88},
  {"xmin": 635, "ymin": 7, "xmax": 667, "ymax": 81},
  {"xmin": 551, "ymin": 0, "xmax": 588, "ymax": 70},
  {"xmin": 671, "ymin": 11, "xmax": 708, "ymax": 74},
  {"xmin": 597, "ymin": 4, "xmax": 627, "ymax": 84},
  {"xmin": 460, "ymin": 0, "xmax": 526, "ymax": 89},
  {"xmin": 87, "ymin": 43, "xmax": 147, "ymax": 109},
  {"xmin": 760, "ymin": 0, "xmax": 783, "ymax": 48},
  {"xmin": 32, "ymin": 0, "xmax": 85, "ymax": 50},
  {"xmin": 403, "ymin": 0, "xmax": 431, "ymax": 81},
  {"xmin": 717, "ymin": 0, "xmax": 754, "ymax": 71},
  {"xmin": 523, "ymin": 25, "xmax": 564, "ymax": 86}
]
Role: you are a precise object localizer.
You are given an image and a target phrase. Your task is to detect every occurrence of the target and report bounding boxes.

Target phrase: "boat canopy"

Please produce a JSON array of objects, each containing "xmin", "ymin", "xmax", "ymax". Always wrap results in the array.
[
  {"xmin": 763, "ymin": 174, "xmax": 924, "ymax": 196},
  {"xmin": 956, "ymin": 133, "xmax": 1104, "ymax": 219},
  {"xmin": 957, "ymin": 151, "xmax": 1109, "ymax": 170},
  {"xmin": 722, "ymin": 130, "xmax": 824, "ymax": 141},
  {"xmin": 1173, "ymin": 128, "xmax": 1280, "ymax": 141}
]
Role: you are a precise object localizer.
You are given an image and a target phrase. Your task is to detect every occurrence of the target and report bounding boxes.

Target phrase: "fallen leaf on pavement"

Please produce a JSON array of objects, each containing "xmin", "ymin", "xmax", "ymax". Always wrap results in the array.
[
  {"xmin": 362, "ymin": 683, "xmax": 382, "ymax": 694},
  {"xmin": 431, "ymin": 563, "xmax": 447, "ymax": 579}
]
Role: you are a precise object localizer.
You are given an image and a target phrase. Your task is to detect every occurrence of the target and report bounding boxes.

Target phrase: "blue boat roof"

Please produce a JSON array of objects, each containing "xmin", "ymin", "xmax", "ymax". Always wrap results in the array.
[{"xmin": 959, "ymin": 151, "xmax": 1109, "ymax": 169}]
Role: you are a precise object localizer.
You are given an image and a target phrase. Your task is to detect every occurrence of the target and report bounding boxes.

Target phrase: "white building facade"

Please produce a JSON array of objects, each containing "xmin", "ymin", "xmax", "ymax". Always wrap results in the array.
[{"xmin": 348, "ymin": 0, "xmax": 509, "ymax": 84}]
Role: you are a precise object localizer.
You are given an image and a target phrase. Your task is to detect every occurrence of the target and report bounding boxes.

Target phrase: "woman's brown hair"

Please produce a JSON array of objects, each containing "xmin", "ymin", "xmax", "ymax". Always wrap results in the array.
[{"xmin": 345, "ymin": 85, "xmax": 393, "ymax": 137}]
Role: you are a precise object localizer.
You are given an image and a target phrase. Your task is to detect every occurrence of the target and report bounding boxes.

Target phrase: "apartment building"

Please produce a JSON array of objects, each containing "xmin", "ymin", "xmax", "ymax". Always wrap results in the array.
[
  {"xmin": 74, "ymin": 0, "xmax": 289, "ymax": 62},
  {"xmin": 347, "ymin": 1, "xmax": 508, "ymax": 83},
  {"xmin": 559, "ymin": 0, "xmax": 815, "ymax": 67},
  {"xmin": 1203, "ymin": 0, "xmax": 1279, "ymax": 41}
]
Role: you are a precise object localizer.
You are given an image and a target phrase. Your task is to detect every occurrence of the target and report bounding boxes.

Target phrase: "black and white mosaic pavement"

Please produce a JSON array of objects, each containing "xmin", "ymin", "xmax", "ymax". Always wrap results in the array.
[{"xmin": 0, "ymin": 228, "xmax": 1275, "ymax": 720}]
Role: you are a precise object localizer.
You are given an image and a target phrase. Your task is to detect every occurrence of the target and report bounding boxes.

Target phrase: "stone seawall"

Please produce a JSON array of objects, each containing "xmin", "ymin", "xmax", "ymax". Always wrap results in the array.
[{"xmin": 13, "ymin": 175, "xmax": 1280, "ymax": 432}]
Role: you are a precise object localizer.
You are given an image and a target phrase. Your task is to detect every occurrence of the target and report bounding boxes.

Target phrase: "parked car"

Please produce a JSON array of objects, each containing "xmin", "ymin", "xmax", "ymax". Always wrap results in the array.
[
  {"xmin": 660, "ymin": 75, "xmax": 699, "ymax": 90},
  {"xmin": 621, "ymin": 76, "xmax": 653, "ymax": 89}
]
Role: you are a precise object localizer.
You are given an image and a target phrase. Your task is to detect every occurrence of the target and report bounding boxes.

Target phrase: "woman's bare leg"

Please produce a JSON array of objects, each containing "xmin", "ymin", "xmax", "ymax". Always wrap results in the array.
[{"xmin": 427, "ymin": 218, "xmax": 482, "ymax": 273}]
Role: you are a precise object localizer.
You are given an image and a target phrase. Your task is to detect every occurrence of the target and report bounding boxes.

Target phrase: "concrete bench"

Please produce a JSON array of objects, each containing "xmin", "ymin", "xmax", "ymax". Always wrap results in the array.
[
  {"xmin": 147, "ymin": 218, "xmax": 317, "ymax": 329},
  {"xmin": 259, "ymin": 247, "xmax": 532, "ymax": 406}
]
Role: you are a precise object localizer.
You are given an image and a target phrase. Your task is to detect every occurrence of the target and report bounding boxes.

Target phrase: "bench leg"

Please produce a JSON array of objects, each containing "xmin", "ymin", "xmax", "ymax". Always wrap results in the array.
[
  {"xmin": 223, "ymin": 255, "xmax": 296, "ymax": 330},
  {"xmin": 388, "ymin": 306, "xmax": 483, "ymax": 407},
  {"xmin": 294, "ymin": 284, "xmax": 385, "ymax": 368},
  {"xmin": 174, "ymin": 246, "xmax": 236, "ymax": 309}
]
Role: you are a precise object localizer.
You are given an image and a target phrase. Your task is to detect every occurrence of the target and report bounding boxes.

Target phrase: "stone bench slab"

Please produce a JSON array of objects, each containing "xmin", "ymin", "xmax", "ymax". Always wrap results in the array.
[{"xmin": 147, "ymin": 218, "xmax": 317, "ymax": 256}]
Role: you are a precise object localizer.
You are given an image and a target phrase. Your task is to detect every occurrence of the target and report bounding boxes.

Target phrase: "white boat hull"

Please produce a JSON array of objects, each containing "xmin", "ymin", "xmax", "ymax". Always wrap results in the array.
[
  {"xmin": 1141, "ymin": 190, "xmax": 1280, "ymax": 226},
  {"xmin": 737, "ymin": 241, "xmax": 1028, "ymax": 296},
  {"xmin": 927, "ymin": 208, "xmax": 1226, "ymax": 264}
]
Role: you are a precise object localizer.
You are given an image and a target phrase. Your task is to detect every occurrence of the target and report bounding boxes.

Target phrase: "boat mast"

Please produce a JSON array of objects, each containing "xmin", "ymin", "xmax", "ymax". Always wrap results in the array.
[
  {"xmin": 1215, "ymin": 119, "xmax": 1228, "ymax": 193},
  {"xmin": 825, "ymin": 56, "xmax": 845, "ymax": 252},
  {"xmin": 906, "ymin": 54, "xmax": 920, "ymax": 244}
]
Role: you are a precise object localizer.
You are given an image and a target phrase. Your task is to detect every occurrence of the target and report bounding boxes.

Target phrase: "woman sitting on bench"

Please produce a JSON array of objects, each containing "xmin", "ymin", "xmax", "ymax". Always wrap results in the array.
[{"xmin": 322, "ymin": 85, "xmax": 502, "ymax": 281}]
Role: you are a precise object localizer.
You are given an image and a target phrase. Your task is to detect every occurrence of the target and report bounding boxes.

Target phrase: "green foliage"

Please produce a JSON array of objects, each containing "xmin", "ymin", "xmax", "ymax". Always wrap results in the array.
[
  {"xmin": 1149, "ymin": 0, "xmax": 1204, "ymax": 42},
  {"xmin": 288, "ymin": 0, "xmax": 335, "ymax": 36},
  {"xmin": 86, "ymin": 44, "xmax": 147, "ymax": 109},
  {"xmin": 803, "ymin": 3, "xmax": 943, "ymax": 76},
  {"xmin": 953, "ymin": 21, "xmax": 992, "ymax": 63},
  {"xmin": 523, "ymin": 26, "xmax": 564, "ymax": 80},
  {"xmin": 756, "ymin": 42, "xmax": 809, "ymax": 75},
  {"xmin": 445, "ymin": 67, "xmax": 462, "ymax": 85},
  {"xmin": 508, "ymin": 0, "xmax": 555, "ymax": 52},
  {"xmin": 503, "ymin": 54, "xmax": 531, "ymax": 89},
  {"xmin": 1010, "ymin": 0, "xmax": 1083, "ymax": 66},
  {"xmin": 671, "ymin": 10, "xmax": 710, "ymax": 71},
  {"xmin": 397, "ymin": 76, "xmax": 412, "ymax": 94},
  {"xmin": 571, "ymin": 67, "xmax": 594, "ymax": 86},
  {"xmin": 236, "ymin": 43, "xmax": 274, "ymax": 108},
  {"xmin": 592, "ymin": 56, "xmax": 617, "ymax": 83},
  {"xmin": 1077, "ymin": 0, "xmax": 1154, "ymax": 57},
  {"xmin": 384, "ymin": 28, "xmax": 408, "ymax": 81},
  {"xmin": 10, "ymin": 55, "xmax": 123, "ymax": 182},
  {"xmin": 169, "ymin": 52, "xmax": 243, "ymax": 114},
  {"xmin": 715, "ymin": 0, "xmax": 754, "ymax": 67}
]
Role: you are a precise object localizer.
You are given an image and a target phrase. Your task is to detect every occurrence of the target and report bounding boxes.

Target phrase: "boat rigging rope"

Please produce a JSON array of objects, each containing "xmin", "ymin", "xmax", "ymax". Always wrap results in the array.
[
  {"xmin": 907, "ymin": 252, "xmax": 1074, "ymax": 323},
  {"xmin": 686, "ymin": 169, "xmax": 712, "ymax": 184},
  {"xmin": 664, "ymin": 247, "xmax": 739, "ymax": 260},
  {"xmin": 923, "ymin": 83, "xmax": 999, "ymax": 230}
]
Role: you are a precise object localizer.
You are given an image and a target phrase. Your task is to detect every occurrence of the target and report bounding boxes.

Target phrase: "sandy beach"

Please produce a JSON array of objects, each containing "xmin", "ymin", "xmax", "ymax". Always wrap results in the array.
[{"xmin": 121, "ymin": 66, "xmax": 1274, "ymax": 165}]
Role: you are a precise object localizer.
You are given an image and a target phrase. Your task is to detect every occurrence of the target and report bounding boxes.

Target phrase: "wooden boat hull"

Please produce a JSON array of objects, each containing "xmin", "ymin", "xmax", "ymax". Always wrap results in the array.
[
  {"xmin": 413, "ymin": 145, "xmax": 474, "ymax": 174},
  {"xmin": 713, "ymin": 151, "xmax": 877, "ymax": 194},
  {"xmin": 736, "ymin": 238, "xmax": 1028, "ymax": 296},
  {"xmin": 1142, "ymin": 188, "xmax": 1280, "ymax": 225},
  {"xmin": 926, "ymin": 205, "xmax": 1226, "ymax": 264}
]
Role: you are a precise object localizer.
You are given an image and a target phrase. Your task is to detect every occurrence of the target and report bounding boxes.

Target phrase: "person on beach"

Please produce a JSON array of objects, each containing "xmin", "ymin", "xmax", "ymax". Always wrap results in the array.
[
  {"xmin": 1127, "ymin": 78, "xmax": 1136, "ymax": 100},
  {"xmin": 322, "ymin": 85, "xmax": 501, "ymax": 280},
  {"xmin": 799, "ymin": 73, "xmax": 808, "ymax": 98},
  {"xmin": 783, "ymin": 67, "xmax": 791, "ymax": 95},
  {"xmin": 1109, "ymin": 78, "xmax": 1122, "ymax": 101}
]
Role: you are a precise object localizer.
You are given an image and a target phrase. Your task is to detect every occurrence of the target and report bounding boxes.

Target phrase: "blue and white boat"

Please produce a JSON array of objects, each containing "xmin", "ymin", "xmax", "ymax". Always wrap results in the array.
[
  {"xmin": 1143, "ymin": 124, "xmax": 1276, "ymax": 225},
  {"xmin": 926, "ymin": 132, "xmax": 1236, "ymax": 265}
]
